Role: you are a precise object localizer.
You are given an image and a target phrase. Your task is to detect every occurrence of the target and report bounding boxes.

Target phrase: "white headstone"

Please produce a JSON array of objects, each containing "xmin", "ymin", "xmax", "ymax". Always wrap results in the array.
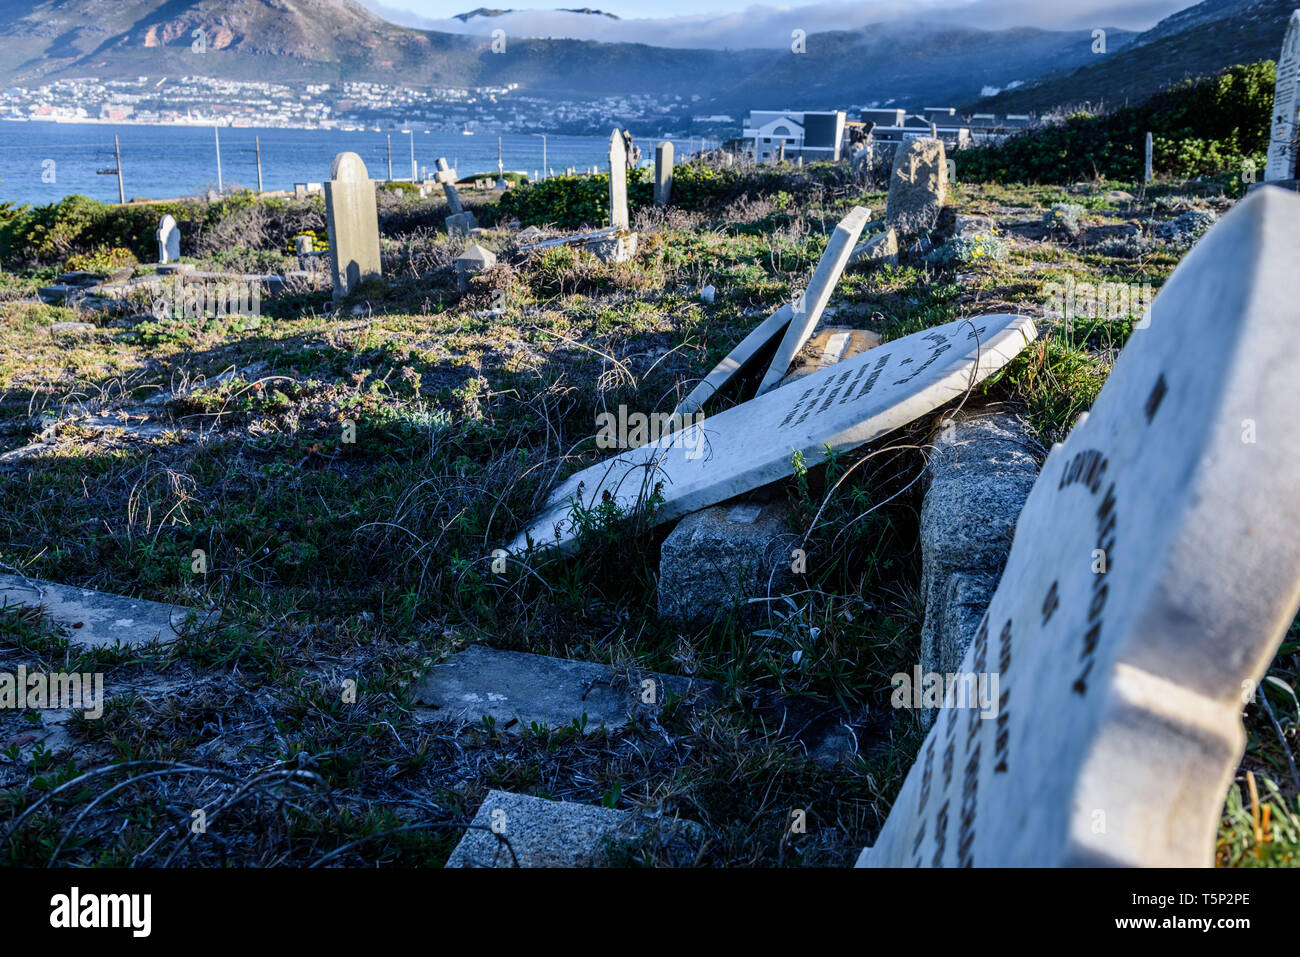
[
  {"xmin": 511, "ymin": 313, "xmax": 1036, "ymax": 554},
  {"xmin": 324, "ymin": 152, "xmax": 383, "ymax": 299},
  {"xmin": 757, "ymin": 206, "xmax": 871, "ymax": 395},
  {"xmin": 1265, "ymin": 10, "xmax": 1300, "ymax": 182},
  {"xmin": 608, "ymin": 129, "xmax": 629, "ymax": 230},
  {"xmin": 156, "ymin": 214, "xmax": 179, "ymax": 264},
  {"xmin": 857, "ymin": 187, "xmax": 1300, "ymax": 868}
]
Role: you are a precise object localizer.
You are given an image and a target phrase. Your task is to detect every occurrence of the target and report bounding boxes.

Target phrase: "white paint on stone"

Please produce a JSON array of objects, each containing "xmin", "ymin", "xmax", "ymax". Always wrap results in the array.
[
  {"xmin": 511, "ymin": 313, "xmax": 1036, "ymax": 555},
  {"xmin": 858, "ymin": 187, "xmax": 1300, "ymax": 867}
]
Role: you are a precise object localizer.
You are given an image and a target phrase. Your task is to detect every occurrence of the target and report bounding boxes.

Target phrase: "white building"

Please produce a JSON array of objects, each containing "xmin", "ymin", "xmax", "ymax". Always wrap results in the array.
[{"xmin": 742, "ymin": 110, "xmax": 846, "ymax": 162}]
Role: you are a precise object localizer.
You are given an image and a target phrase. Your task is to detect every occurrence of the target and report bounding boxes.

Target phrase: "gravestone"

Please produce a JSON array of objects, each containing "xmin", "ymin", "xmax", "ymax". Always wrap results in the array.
[
  {"xmin": 886, "ymin": 138, "xmax": 948, "ymax": 236},
  {"xmin": 654, "ymin": 141, "xmax": 674, "ymax": 206},
  {"xmin": 455, "ymin": 243, "xmax": 496, "ymax": 291},
  {"xmin": 757, "ymin": 206, "xmax": 871, "ymax": 395},
  {"xmin": 1144, "ymin": 132, "xmax": 1154, "ymax": 184},
  {"xmin": 0, "ymin": 573, "xmax": 205, "ymax": 650},
  {"xmin": 437, "ymin": 158, "xmax": 479, "ymax": 237},
  {"xmin": 672, "ymin": 302, "xmax": 794, "ymax": 417},
  {"xmin": 156, "ymin": 215, "xmax": 179, "ymax": 265},
  {"xmin": 849, "ymin": 228, "xmax": 899, "ymax": 268},
  {"xmin": 324, "ymin": 152, "xmax": 382, "ymax": 299},
  {"xmin": 858, "ymin": 187, "xmax": 1300, "ymax": 867},
  {"xmin": 510, "ymin": 313, "xmax": 1037, "ymax": 555},
  {"xmin": 608, "ymin": 129, "xmax": 629, "ymax": 229},
  {"xmin": 446, "ymin": 790, "xmax": 701, "ymax": 867},
  {"xmin": 1265, "ymin": 10, "xmax": 1300, "ymax": 182},
  {"xmin": 413, "ymin": 644, "xmax": 714, "ymax": 732}
]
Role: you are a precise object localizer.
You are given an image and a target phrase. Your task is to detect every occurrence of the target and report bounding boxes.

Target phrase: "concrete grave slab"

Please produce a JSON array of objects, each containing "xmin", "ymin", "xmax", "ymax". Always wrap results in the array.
[
  {"xmin": 0, "ymin": 573, "xmax": 206, "ymax": 650},
  {"xmin": 446, "ymin": 789, "xmax": 701, "ymax": 867},
  {"xmin": 859, "ymin": 187, "xmax": 1300, "ymax": 867},
  {"xmin": 412, "ymin": 644, "xmax": 715, "ymax": 732},
  {"xmin": 512, "ymin": 313, "xmax": 1036, "ymax": 555}
]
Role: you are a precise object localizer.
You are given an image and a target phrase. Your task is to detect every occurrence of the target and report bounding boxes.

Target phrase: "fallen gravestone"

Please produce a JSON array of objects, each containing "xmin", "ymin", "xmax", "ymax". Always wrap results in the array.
[
  {"xmin": 654, "ymin": 141, "xmax": 674, "ymax": 206},
  {"xmin": 412, "ymin": 644, "xmax": 714, "ymax": 732},
  {"xmin": 781, "ymin": 327, "xmax": 882, "ymax": 385},
  {"xmin": 437, "ymin": 157, "xmax": 478, "ymax": 237},
  {"xmin": 886, "ymin": 138, "xmax": 948, "ymax": 236},
  {"xmin": 324, "ymin": 152, "xmax": 383, "ymax": 299},
  {"xmin": 0, "ymin": 573, "xmax": 205, "ymax": 650},
  {"xmin": 511, "ymin": 313, "xmax": 1036, "ymax": 555},
  {"xmin": 156, "ymin": 215, "xmax": 180, "ymax": 265},
  {"xmin": 756, "ymin": 206, "xmax": 871, "ymax": 395},
  {"xmin": 858, "ymin": 187, "xmax": 1300, "ymax": 867},
  {"xmin": 446, "ymin": 789, "xmax": 701, "ymax": 867}
]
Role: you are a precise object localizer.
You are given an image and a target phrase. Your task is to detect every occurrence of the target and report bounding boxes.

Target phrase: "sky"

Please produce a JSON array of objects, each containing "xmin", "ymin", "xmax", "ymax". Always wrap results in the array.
[{"xmin": 358, "ymin": 0, "xmax": 1200, "ymax": 48}]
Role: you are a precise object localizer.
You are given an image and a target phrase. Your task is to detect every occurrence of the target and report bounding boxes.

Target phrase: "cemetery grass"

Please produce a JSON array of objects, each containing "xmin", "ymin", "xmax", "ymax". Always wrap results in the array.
[{"xmin": 0, "ymin": 177, "xmax": 1297, "ymax": 867}]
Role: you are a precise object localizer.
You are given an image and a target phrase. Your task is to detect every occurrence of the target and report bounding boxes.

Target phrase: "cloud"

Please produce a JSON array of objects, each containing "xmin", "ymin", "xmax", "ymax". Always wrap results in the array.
[{"xmin": 357, "ymin": 0, "xmax": 1197, "ymax": 49}]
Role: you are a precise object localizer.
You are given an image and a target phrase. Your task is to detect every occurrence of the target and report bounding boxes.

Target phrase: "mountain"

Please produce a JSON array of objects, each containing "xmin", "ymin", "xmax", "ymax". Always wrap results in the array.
[
  {"xmin": 967, "ymin": 0, "xmax": 1295, "ymax": 113},
  {"xmin": 0, "ymin": 0, "xmax": 1130, "ymax": 109}
]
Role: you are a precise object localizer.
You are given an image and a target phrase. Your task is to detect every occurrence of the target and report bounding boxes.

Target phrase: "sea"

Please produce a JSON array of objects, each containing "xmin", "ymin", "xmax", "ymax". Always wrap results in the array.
[{"xmin": 0, "ymin": 122, "xmax": 707, "ymax": 206}]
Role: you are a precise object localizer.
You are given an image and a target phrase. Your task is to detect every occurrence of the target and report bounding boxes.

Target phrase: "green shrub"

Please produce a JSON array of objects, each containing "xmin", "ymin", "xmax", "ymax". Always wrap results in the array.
[
  {"xmin": 926, "ymin": 232, "xmax": 1009, "ymax": 266},
  {"xmin": 64, "ymin": 246, "xmax": 138, "ymax": 273},
  {"xmin": 956, "ymin": 61, "xmax": 1274, "ymax": 187}
]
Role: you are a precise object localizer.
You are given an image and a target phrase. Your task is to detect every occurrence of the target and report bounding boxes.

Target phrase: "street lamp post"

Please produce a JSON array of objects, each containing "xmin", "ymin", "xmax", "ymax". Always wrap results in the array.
[{"xmin": 532, "ymin": 133, "xmax": 547, "ymax": 181}]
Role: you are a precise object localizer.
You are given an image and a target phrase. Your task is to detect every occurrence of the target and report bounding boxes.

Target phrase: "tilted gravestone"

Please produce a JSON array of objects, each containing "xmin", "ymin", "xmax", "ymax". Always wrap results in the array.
[
  {"xmin": 1265, "ymin": 10, "xmax": 1300, "ymax": 183},
  {"xmin": 509, "ymin": 313, "xmax": 1036, "ymax": 554},
  {"xmin": 886, "ymin": 138, "xmax": 948, "ymax": 236},
  {"xmin": 608, "ymin": 129, "xmax": 630, "ymax": 230},
  {"xmin": 455, "ymin": 243, "xmax": 496, "ymax": 291},
  {"xmin": 156, "ymin": 215, "xmax": 179, "ymax": 265},
  {"xmin": 437, "ymin": 157, "xmax": 478, "ymax": 237},
  {"xmin": 858, "ymin": 187, "xmax": 1300, "ymax": 867},
  {"xmin": 654, "ymin": 141, "xmax": 674, "ymax": 206},
  {"xmin": 757, "ymin": 206, "xmax": 871, "ymax": 395},
  {"xmin": 324, "ymin": 152, "xmax": 382, "ymax": 299}
]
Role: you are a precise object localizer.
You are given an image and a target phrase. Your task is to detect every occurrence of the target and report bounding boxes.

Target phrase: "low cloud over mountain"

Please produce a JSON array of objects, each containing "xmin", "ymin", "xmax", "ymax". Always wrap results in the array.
[{"xmin": 359, "ymin": 0, "xmax": 1195, "ymax": 49}]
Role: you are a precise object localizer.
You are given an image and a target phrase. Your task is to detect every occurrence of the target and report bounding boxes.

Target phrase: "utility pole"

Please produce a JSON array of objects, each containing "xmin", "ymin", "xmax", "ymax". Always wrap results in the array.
[
  {"xmin": 255, "ymin": 135, "xmax": 263, "ymax": 193},
  {"xmin": 214, "ymin": 126, "xmax": 223, "ymax": 194},
  {"xmin": 409, "ymin": 130, "xmax": 416, "ymax": 181},
  {"xmin": 387, "ymin": 134, "xmax": 393, "ymax": 181},
  {"xmin": 97, "ymin": 135, "xmax": 125, "ymax": 204}
]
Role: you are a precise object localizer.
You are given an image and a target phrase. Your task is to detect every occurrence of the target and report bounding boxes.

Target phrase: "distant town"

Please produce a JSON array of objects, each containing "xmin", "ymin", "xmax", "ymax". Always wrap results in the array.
[{"xmin": 0, "ymin": 75, "xmax": 711, "ymax": 138}]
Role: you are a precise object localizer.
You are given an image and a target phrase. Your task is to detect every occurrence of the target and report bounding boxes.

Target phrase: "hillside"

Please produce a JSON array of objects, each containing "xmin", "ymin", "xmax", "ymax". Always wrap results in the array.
[
  {"xmin": 968, "ymin": 0, "xmax": 1296, "ymax": 113},
  {"xmin": 0, "ymin": 0, "xmax": 1129, "ymax": 108}
]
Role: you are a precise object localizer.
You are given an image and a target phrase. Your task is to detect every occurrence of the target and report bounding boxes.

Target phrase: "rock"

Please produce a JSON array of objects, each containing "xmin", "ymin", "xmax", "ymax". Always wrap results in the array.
[
  {"xmin": 699, "ymin": 284, "xmax": 715, "ymax": 303},
  {"xmin": 848, "ymin": 228, "xmax": 899, "ymax": 267},
  {"xmin": 658, "ymin": 498, "xmax": 800, "ymax": 624},
  {"xmin": 411, "ymin": 644, "xmax": 714, "ymax": 732},
  {"xmin": 584, "ymin": 230, "xmax": 637, "ymax": 263},
  {"xmin": 885, "ymin": 138, "xmax": 948, "ymax": 235},
  {"xmin": 446, "ymin": 789, "xmax": 701, "ymax": 867},
  {"xmin": 48, "ymin": 322, "xmax": 97, "ymax": 335},
  {"xmin": 918, "ymin": 410, "xmax": 1040, "ymax": 727},
  {"xmin": 952, "ymin": 215, "xmax": 994, "ymax": 238}
]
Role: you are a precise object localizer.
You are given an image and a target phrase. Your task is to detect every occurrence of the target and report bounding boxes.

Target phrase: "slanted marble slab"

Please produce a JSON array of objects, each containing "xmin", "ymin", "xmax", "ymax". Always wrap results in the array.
[
  {"xmin": 411, "ymin": 644, "xmax": 714, "ymax": 732},
  {"xmin": 756, "ymin": 206, "xmax": 871, "ymax": 395},
  {"xmin": 1265, "ymin": 10, "xmax": 1300, "ymax": 182},
  {"xmin": 672, "ymin": 302, "xmax": 793, "ymax": 417},
  {"xmin": 0, "ymin": 574, "xmax": 204, "ymax": 649},
  {"xmin": 446, "ymin": 789, "xmax": 701, "ymax": 867},
  {"xmin": 858, "ymin": 186, "xmax": 1300, "ymax": 868},
  {"xmin": 511, "ymin": 313, "xmax": 1036, "ymax": 554},
  {"xmin": 608, "ymin": 129, "xmax": 629, "ymax": 230}
]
